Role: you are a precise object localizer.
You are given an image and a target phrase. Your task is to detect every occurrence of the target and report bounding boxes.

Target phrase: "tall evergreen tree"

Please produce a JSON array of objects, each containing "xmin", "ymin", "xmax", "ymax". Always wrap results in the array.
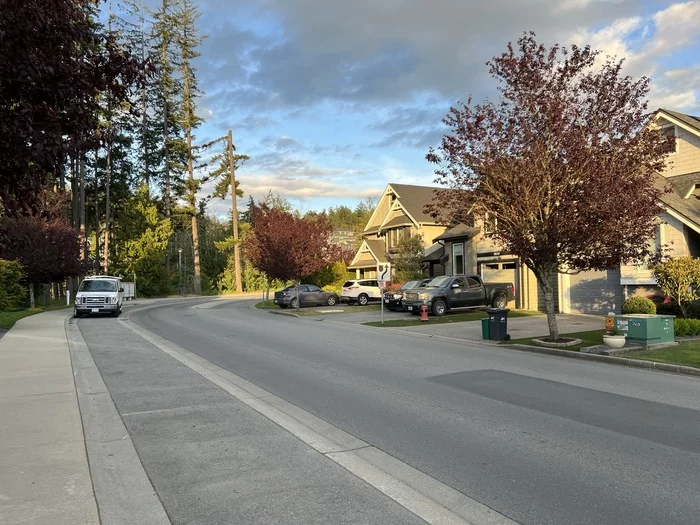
[{"xmin": 172, "ymin": 0, "xmax": 206, "ymax": 293}]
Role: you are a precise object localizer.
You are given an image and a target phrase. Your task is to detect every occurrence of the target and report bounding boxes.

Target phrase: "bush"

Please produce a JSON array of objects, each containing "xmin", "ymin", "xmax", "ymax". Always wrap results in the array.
[
  {"xmin": 687, "ymin": 319, "xmax": 700, "ymax": 336},
  {"xmin": 621, "ymin": 296, "xmax": 656, "ymax": 315},
  {"xmin": 674, "ymin": 318, "xmax": 690, "ymax": 336},
  {"xmin": 0, "ymin": 259, "xmax": 26, "ymax": 311}
]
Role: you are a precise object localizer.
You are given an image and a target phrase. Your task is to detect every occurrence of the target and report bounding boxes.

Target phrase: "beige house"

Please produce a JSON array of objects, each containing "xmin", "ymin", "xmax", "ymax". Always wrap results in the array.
[
  {"xmin": 348, "ymin": 184, "xmax": 449, "ymax": 278},
  {"xmin": 561, "ymin": 108, "xmax": 700, "ymax": 315},
  {"xmin": 437, "ymin": 108, "xmax": 700, "ymax": 315}
]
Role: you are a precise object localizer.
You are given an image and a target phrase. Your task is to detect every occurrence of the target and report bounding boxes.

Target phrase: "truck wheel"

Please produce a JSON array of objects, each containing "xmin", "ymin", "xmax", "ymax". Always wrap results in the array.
[
  {"xmin": 357, "ymin": 293, "xmax": 369, "ymax": 306},
  {"xmin": 432, "ymin": 299, "xmax": 447, "ymax": 316},
  {"xmin": 492, "ymin": 293, "xmax": 507, "ymax": 309},
  {"xmin": 74, "ymin": 311, "xmax": 82, "ymax": 319}
]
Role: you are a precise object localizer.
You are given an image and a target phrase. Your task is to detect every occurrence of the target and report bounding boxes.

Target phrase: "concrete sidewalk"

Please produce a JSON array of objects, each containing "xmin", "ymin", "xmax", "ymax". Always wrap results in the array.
[{"xmin": 0, "ymin": 309, "xmax": 98, "ymax": 525}]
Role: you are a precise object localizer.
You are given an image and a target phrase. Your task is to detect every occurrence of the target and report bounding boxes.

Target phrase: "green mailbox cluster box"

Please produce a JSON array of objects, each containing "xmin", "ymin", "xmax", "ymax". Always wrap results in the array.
[{"xmin": 612, "ymin": 314, "xmax": 675, "ymax": 346}]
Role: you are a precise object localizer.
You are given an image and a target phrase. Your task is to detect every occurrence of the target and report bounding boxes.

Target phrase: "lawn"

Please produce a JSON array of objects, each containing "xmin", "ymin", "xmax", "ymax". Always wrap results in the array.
[
  {"xmin": 504, "ymin": 329, "xmax": 606, "ymax": 352},
  {"xmin": 0, "ymin": 298, "xmax": 70, "ymax": 331},
  {"xmin": 620, "ymin": 342, "xmax": 700, "ymax": 369},
  {"xmin": 505, "ymin": 328, "xmax": 700, "ymax": 369},
  {"xmin": 364, "ymin": 309, "xmax": 542, "ymax": 328}
]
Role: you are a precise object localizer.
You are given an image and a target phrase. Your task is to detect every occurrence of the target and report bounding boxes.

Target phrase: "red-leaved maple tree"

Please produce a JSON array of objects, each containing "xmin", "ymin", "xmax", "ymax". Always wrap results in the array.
[
  {"xmin": 244, "ymin": 203, "xmax": 342, "ymax": 296},
  {"xmin": 427, "ymin": 33, "xmax": 675, "ymax": 341}
]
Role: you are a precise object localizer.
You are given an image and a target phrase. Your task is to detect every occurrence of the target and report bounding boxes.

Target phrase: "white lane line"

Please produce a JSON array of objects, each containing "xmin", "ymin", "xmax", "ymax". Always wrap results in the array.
[{"xmin": 120, "ymin": 315, "xmax": 520, "ymax": 525}]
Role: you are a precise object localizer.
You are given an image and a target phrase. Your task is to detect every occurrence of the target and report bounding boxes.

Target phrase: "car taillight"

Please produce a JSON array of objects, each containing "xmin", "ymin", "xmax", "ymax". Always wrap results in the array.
[
  {"xmin": 349, "ymin": 286, "xmax": 359, "ymax": 290},
  {"xmin": 510, "ymin": 284, "xmax": 515, "ymax": 296}
]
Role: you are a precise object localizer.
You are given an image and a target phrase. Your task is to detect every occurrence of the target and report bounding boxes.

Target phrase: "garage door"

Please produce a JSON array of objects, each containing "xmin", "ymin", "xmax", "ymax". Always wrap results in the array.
[
  {"xmin": 480, "ymin": 260, "xmax": 518, "ymax": 308},
  {"xmin": 568, "ymin": 268, "xmax": 622, "ymax": 315}
]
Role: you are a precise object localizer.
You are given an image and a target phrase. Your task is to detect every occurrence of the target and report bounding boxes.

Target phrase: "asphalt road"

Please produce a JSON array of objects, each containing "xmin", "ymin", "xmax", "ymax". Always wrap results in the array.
[{"xmin": 86, "ymin": 298, "xmax": 700, "ymax": 525}]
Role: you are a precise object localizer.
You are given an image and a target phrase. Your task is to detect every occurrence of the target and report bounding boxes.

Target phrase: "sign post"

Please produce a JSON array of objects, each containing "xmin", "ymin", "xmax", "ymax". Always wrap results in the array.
[{"xmin": 377, "ymin": 263, "xmax": 391, "ymax": 324}]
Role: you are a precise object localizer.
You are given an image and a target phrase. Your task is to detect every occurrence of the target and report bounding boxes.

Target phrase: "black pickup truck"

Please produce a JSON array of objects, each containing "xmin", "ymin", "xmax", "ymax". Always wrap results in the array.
[{"xmin": 401, "ymin": 274, "xmax": 515, "ymax": 316}]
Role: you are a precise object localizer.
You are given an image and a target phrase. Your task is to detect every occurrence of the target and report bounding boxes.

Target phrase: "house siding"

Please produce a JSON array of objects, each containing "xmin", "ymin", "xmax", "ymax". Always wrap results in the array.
[{"xmin": 661, "ymin": 125, "xmax": 700, "ymax": 177}]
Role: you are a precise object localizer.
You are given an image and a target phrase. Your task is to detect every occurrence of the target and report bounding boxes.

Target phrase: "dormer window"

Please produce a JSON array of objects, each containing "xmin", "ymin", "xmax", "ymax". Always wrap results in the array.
[{"xmin": 660, "ymin": 124, "xmax": 679, "ymax": 154}]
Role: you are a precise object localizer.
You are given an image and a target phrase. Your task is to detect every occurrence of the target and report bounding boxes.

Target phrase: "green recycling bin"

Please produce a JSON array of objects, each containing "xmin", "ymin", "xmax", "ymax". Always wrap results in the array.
[{"xmin": 481, "ymin": 317, "xmax": 490, "ymax": 340}]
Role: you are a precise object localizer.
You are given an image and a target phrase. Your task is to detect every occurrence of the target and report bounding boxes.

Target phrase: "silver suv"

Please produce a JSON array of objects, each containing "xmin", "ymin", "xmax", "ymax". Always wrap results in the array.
[{"xmin": 340, "ymin": 279, "xmax": 381, "ymax": 306}]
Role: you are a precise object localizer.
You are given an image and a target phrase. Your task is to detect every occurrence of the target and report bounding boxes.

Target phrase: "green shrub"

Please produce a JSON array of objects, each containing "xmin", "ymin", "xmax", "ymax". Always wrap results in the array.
[
  {"xmin": 621, "ymin": 296, "xmax": 656, "ymax": 315},
  {"xmin": 322, "ymin": 284, "xmax": 342, "ymax": 294},
  {"xmin": 674, "ymin": 318, "xmax": 690, "ymax": 336},
  {"xmin": 687, "ymin": 319, "xmax": 700, "ymax": 336},
  {"xmin": 0, "ymin": 259, "xmax": 26, "ymax": 311}
]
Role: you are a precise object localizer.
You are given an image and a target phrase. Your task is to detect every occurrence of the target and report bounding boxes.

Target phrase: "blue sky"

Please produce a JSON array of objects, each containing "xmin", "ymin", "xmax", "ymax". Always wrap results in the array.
[{"xmin": 129, "ymin": 0, "xmax": 700, "ymax": 216}]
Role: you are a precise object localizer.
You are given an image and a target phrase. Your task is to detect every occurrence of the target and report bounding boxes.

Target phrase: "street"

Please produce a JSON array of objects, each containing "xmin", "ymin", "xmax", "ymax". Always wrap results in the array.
[{"xmin": 79, "ymin": 298, "xmax": 700, "ymax": 525}]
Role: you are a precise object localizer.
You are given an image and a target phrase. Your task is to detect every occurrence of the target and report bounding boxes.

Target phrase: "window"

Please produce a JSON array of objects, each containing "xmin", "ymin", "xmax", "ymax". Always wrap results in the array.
[
  {"xmin": 467, "ymin": 277, "xmax": 481, "ymax": 289},
  {"xmin": 453, "ymin": 277, "xmax": 468, "ymax": 288},
  {"xmin": 452, "ymin": 242, "xmax": 464, "ymax": 275},
  {"xmin": 79, "ymin": 279, "xmax": 118, "ymax": 292},
  {"xmin": 485, "ymin": 263, "xmax": 499, "ymax": 270},
  {"xmin": 661, "ymin": 124, "xmax": 679, "ymax": 154},
  {"xmin": 484, "ymin": 213, "xmax": 498, "ymax": 235},
  {"xmin": 307, "ymin": 285, "xmax": 321, "ymax": 292},
  {"xmin": 503, "ymin": 262, "xmax": 517, "ymax": 270}
]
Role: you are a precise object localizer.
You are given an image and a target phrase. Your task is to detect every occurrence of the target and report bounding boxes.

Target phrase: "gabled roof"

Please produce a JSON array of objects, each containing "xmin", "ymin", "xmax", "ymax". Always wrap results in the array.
[
  {"xmin": 654, "ymin": 173, "xmax": 700, "ymax": 232},
  {"xmin": 433, "ymin": 224, "xmax": 481, "ymax": 242},
  {"xmin": 668, "ymin": 171, "xmax": 700, "ymax": 199},
  {"xmin": 348, "ymin": 238, "xmax": 390, "ymax": 269},
  {"xmin": 388, "ymin": 183, "xmax": 443, "ymax": 224},
  {"xmin": 658, "ymin": 109, "xmax": 700, "ymax": 137}
]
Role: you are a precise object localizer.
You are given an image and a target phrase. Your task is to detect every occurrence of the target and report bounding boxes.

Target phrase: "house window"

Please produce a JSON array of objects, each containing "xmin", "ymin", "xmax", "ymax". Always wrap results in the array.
[
  {"xmin": 661, "ymin": 124, "xmax": 679, "ymax": 154},
  {"xmin": 484, "ymin": 213, "xmax": 498, "ymax": 235},
  {"xmin": 452, "ymin": 242, "xmax": 464, "ymax": 275}
]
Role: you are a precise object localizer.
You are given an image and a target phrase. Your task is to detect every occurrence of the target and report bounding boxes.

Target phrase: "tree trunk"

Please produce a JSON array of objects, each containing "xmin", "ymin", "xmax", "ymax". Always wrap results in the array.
[
  {"xmin": 184, "ymin": 64, "xmax": 201, "ymax": 294},
  {"xmin": 79, "ymin": 155, "xmax": 87, "ymax": 262},
  {"xmin": 536, "ymin": 268, "xmax": 559, "ymax": 341},
  {"xmin": 71, "ymin": 156, "xmax": 79, "ymax": 229},
  {"xmin": 162, "ymin": 44, "xmax": 171, "ymax": 218},
  {"xmin": 227, "ymin": 130, "xmax": 243, "ymax": 293},
  {"xmin": 103, "ymin": 139, "xmax": 111, "ymax": 273},
  {"xmin": 29, "ymin": 283, "xmax": 35, "ymax": 309},
  {"xmin": 94, "ymin": 152, "xmax": 101, "ymax": 272}
]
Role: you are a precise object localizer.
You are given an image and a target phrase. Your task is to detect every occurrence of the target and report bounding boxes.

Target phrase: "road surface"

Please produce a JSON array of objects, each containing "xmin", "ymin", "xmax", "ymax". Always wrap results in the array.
[{"xmin": 78, "ymin": 298, "xmax": 700, "ymax": 525}]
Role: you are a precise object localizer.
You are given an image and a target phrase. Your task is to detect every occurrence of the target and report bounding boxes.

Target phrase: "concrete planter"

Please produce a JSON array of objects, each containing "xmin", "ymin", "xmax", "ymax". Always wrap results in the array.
[{"xmin": 602, "ymin": 335, "xmax": 626, "ymax": 349}]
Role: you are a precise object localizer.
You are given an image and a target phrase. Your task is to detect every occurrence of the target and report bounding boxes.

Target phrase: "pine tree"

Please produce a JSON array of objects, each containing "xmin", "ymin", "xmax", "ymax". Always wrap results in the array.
[
  {"xmin": 172, "ymin": 0, "xmax": 206, "ymax": 294},
  {"xmin": 152, "ymin": 0, "xmax": 188, "ymax": 217}
]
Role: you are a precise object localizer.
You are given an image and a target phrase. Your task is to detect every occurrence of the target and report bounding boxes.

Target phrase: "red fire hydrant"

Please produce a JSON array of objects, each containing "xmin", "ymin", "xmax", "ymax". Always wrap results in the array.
[{"xmin": 420, "ymin": 304, "xmax": 429, "ymax": 322}]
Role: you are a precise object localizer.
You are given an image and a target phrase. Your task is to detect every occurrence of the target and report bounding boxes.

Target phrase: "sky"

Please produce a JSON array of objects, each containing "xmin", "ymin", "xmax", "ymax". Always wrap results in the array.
[{"xmin": 132, "ymin": 0, "xmax": 700, "ymax": 217}]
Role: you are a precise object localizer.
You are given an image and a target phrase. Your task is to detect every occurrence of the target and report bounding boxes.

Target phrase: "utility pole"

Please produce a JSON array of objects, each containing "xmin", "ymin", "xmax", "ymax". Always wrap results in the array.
[{"xmin": 227, "ymin": 130, "xmax": 243, "ymax": 293}]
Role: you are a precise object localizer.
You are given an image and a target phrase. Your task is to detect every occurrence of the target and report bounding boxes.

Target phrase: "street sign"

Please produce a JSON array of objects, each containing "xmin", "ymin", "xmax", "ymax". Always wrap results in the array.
[
  {"xmin": 377, "ymin": 263, "xmax": 391, "ymax": 283},
  {"xmin": 379, "ymin": 281, "xmax": 386, "ymax": 290}
]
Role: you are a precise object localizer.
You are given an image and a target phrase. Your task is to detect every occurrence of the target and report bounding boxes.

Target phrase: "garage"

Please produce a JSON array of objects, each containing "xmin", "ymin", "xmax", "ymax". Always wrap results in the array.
[{"xmin": 567, "ymin": 268, "xmax": 622, "ymax": 315}]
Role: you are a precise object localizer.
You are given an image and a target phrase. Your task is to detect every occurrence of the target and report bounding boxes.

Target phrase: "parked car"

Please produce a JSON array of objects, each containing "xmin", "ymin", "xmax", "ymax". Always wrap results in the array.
[
  {"xmin": 74, "ymin": 275, "xmax": 124, "ymax": 318},
  {"xmin": 382, "ymin": 279, "xmax": 431, "ymax": 311},
  {"xmin": 340, "ymin": 279, "xmax": 382, "ymax": 306},
  {"xmin": 273, "ymin": 285, "xmax": 339, "ymax": 309},
  {"xmin": 401, "ymin": 274, "xmax": 515, "ymax": 316}
]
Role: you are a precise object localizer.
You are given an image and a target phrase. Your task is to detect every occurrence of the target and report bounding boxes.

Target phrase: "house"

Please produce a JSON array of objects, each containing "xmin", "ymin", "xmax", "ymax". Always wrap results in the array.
[
  {"xmin": 331, "ymin": 229, "xmax": 357, "ymax": 250},
  {"xmin": 561, "ymin": 108, "xmax": 700, "ymax": 315},
  {"xmin": 348, "ymin": 184, "xmax": 450, "ymax": 278},
  {"xmin": 436, "ymin": 108, "xmax": 700, "ymax": 315}
]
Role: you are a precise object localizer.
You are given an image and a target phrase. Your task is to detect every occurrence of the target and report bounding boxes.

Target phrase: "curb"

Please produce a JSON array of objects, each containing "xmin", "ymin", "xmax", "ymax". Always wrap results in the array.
[
  {"xmin": 504, "ymin": 343, "xmax": 700, "ymax": 378},
  {"xmin": 65, "ymin": 317, "xmax": 171, "ymax": 524}
]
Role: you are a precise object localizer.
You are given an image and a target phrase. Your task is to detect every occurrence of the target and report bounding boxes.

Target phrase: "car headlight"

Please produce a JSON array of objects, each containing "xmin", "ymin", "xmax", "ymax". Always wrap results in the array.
[
  {"xmin": 393, "ymin": 294, "xmax": 402, "ymax": 299},
  {"xmin": 75, "ymin": 295, "xmax": 82, "ymax": 304},
  {"xmin": 111, "ymin": 297, "xmax": 118, "ymax": 304},
  {"xmin": 419, "ymin": 293, "xmax": 430, "ymax": 301}
]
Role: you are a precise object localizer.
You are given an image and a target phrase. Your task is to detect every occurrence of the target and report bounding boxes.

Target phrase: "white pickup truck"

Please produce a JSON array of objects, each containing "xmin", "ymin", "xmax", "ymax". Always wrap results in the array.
[{"xmin": 74, "ymin": 275, "xmax": 124, "ymax": 318}]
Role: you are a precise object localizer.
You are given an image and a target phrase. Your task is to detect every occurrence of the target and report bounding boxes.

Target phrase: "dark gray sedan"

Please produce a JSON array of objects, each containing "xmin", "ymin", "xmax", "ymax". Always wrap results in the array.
[{"xmin": 273, "ymin": 285, "xmax": 339, "ymax": 309}]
